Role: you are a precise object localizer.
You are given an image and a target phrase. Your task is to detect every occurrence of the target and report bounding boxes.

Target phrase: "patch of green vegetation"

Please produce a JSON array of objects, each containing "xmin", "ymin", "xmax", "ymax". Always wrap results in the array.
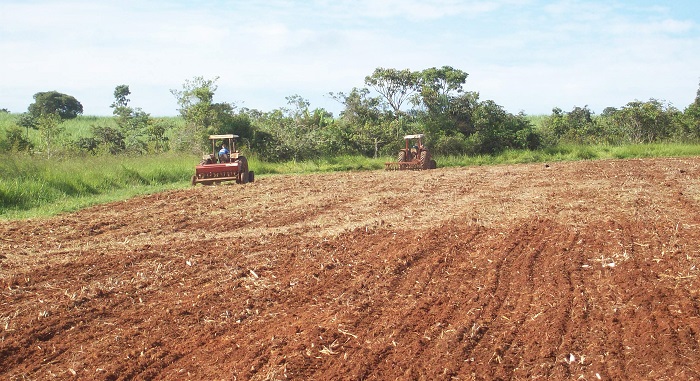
[
  {"xmin": 525, "ymin": 114, "xmax": 548, "ymax": 130},
  {"xmin": 0, "ymin": 112, "xmax": 17, "ymax": 129},
  {"xmin": 438, "ymin": 143, "xmax": 700, "ymax": 167},
  {"xmin": 0, "ymin": 153, "xmax": 196, "ymax": 219},
  {"xmin": 607, "ymin": 144, "xmax": 700, "ymax": 159}
]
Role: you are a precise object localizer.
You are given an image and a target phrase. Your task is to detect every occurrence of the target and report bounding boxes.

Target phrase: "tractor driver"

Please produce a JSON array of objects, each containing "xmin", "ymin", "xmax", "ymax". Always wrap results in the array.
[{"xmin": 219, "ymin": 143, "xmax": 230, "ymax": 162}]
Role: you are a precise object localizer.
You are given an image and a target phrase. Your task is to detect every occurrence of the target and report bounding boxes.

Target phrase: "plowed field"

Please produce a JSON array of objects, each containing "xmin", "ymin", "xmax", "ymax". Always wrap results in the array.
[{"xmin": 2, "ymin": 157, "xmax": 700, "ymax": 380}]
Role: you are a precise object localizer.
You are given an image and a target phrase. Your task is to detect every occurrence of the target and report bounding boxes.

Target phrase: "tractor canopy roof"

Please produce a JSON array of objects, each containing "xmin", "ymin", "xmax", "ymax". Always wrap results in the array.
[
  {"xmin": 209, "ymin": 134, "xmax": 239, "ymax": 140},
  {"xmin": 404, "ymin": 134, "xmax": 425, "ymax": 140}
]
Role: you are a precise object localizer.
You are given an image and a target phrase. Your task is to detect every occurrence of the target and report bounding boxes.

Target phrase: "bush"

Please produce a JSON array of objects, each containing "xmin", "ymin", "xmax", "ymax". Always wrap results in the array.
[
  {"xmin": 1, "ymin": 125, "xmax": 33, "ymax": 152},
  {"xmin": 432, "ymin": 134, "xmax": 468, "ymax": 156}
]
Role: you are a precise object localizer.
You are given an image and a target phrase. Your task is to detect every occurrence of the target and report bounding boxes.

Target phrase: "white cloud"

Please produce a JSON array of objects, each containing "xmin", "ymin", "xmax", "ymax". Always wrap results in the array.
[{"xmin": 349, "ymin": 0, "xmax": 500, "ymax": 20}]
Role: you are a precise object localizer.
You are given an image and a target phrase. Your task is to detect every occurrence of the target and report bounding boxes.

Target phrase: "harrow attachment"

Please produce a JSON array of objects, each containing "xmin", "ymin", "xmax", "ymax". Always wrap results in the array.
[{"xmin": 384, "ymin": 161, "xmax": 424, "ymax": 171}]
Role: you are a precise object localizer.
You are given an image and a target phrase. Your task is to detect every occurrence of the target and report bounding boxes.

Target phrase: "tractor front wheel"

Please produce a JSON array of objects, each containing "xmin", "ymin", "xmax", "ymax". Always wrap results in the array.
[{"xmin": 398, "ymin": 150, "xmax": 408, "ymax": 162}]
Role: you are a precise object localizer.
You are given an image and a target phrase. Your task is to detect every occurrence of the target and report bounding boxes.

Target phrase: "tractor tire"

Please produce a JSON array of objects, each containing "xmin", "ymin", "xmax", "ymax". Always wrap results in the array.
[
  {"xmin": 429, "ymin": 159, "xmax": 437, "ymax": 169},
  {"xmin": 248, "ymin": 170, "xmax": 255, "ymax": 183},
  {"xmin": 237, "ymin": 156, "xmax": 249, "ymax": 184},
  {"xmin": 398, "ymin": 150, "xmax": 407, "ymax": 163},
  {"xmin": 420, "ymin": 150, "xmax": 431, "ymax": 170}
]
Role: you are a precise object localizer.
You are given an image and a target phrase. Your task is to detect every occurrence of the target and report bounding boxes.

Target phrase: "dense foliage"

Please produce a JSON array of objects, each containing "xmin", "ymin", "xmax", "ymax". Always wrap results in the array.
[
  {"xmin": 539, "ymin": 99, "xmax": 699, "ymax": 146},
  {"xmin": 2, "ymin": 71, "xmax": 700, "ymax": 161}
]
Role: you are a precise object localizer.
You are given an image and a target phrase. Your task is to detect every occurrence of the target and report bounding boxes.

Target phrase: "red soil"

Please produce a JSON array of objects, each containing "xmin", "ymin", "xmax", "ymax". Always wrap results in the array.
[{"xmin": 2, "ymin": 157, "xmax": 700, "ymax": 380}]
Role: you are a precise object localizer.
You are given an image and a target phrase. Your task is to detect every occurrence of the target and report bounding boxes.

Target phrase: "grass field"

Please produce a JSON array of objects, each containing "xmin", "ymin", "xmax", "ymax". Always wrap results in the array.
[{"xmin": 0, "ymin": 113, "xmax": 185, "ymax": 143}]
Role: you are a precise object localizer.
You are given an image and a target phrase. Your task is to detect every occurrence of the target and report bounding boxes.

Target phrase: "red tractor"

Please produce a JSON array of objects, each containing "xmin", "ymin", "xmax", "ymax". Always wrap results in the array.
[
  {"xmin": 385, "ymin": 134, "xmax": 437, "ymax": 170},
  {"xmin": 191, "ymin": 134, "xmax": 254, "ymax": 185}
]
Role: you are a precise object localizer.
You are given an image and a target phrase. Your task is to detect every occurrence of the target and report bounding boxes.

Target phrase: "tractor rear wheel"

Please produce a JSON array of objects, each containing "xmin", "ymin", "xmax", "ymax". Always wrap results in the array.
[
  {"xmin": 429, "ymin": 159, "xmax": 437, "ymax": 169},
  {"xmin": 248, "ymin": 170, "xmax": 255, "ymax": 183},
  {"xmin": 420, "ymin": 150, "xmax": 431, "ymax": 169},
  {"xmin": 236, "ymin": 156, "xmax": 249, "ymax": 184}
]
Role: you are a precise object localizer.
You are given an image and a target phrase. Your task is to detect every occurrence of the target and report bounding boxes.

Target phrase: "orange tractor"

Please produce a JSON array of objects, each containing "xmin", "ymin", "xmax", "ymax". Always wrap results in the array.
[
  {"xmin": 385, "ymin": 134, "xmax": 437, "ymax": 170},
  {"xmin": 191, "ymin": 134, "xmax": 254, "ymax": 185}
]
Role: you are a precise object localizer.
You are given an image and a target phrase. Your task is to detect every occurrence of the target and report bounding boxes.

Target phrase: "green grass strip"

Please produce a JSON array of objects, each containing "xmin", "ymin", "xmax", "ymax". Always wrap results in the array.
[{"xmin": 0, "ymin": 153, "xmax": 196, "ymax": 219}]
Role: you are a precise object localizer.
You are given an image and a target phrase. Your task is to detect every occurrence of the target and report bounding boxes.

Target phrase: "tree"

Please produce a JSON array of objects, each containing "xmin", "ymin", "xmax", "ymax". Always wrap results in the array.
[
  {"xmin": 111, "ymin": 85, "xmax": 132, "ymax": 122},
  {"xmin": 364, "ymin": 67, "xmax": 419, "ymax": 117},
  {"xmin": 111, "ymin": 85, "xmax": 131, "ymax": 109},
  {"xmin": 20, "ymin": 91, "xmax": 81, "ymax": 155},
  {"xmin": 169, "ymin": 76, "xmax": 256, "ymax": 154},
  {"xmin": 36, "ymin": 112, "xmax": 64, "ymax": 157},
  {"xmin": 330, "ymin": 88, "xmax": 385, "ymax": 125},
  {"xmin": 16, "ymin": 113, "xmax": 35, "ymax": 143},
  {"xmin": 170, "ymin": 76, "xmax": 226, "ymax": 152},
  {"xmin": 418, "ymin": 66, "xmax": 469, "ymax": 122},
  {"xmin": 145, "ymin": 119, "xmax": 173, "ymax": 153},
  {"xmin": 27, "ymin": 91, "xmax": 83, "ymax": 121},
  {"xmin": 448, "ymin": 91, "xmax": 480, "ymax": 136},
  {"xmin": 171, "ymin": 76, "xmax": 218, "ymax": 125},
  {"xmin": 416, "ymin": 84, "xmax": 478, "ymax": 143},
  {"xmin": 105, "ymin": 85, "xmax": 153, "ymax": 153},
  {"xmin": 420, "ymin": 66, "xmax": 468, "ymax": 102},
  {"xmin": 330, "ymin": 88, "xmax": 393, "ymax": 157},
  {"xmin": 678, "ymin": 82, "xmax": 700, "ymax": 140}
]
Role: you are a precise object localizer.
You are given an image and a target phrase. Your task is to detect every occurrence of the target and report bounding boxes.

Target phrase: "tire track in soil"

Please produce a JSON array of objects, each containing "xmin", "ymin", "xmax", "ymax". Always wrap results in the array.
[
  {"xmin": 545, "ymin": 228, "xmax": 585, "ymax": 380},
  {"xmin": 457, "ymin": 219, "xmax": 570, "ymax": 380},
  {"xmin": 361, "ymin": 224, "xmax": 485, "ymax": 379},
  {"xmin": 595, "ymin": 219, "xmax": 633, "ymax": 380},
  {"xmin": 251, "ymin": 224, "xmax": 489, "ymax": 380},
  {"xmin": 557, "ymin": 219, "xmax": 652, "ymax": 380},
  {"xmin": 562, "ymin": 217, "xmax": 700, "ymax": 381},
  {"xmin": 502, "ymin": 224, "xmax": 565, "ymax": 380}
]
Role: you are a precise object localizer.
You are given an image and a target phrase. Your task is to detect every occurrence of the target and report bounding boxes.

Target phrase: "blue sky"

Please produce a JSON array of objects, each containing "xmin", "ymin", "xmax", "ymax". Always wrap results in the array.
[{"xmin": 1, "ymin": 0, "xmax": 699, "ymax": 117}]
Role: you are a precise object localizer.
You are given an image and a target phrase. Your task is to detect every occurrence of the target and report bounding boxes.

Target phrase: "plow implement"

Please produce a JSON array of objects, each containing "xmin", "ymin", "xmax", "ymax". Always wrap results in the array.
[
  {"xmin": 192, "ymin": 162, "xmax": 245, "ymax": 185},
  {"xmin": 384, "ymin": 161, "xmax": 425, "ymax": 171}
]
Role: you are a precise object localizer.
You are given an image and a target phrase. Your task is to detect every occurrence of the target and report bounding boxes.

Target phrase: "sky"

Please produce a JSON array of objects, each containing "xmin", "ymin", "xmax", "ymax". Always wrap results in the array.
[{"xmin": 1, "ymin": 0, "xmax": 699, "ymax": 117}]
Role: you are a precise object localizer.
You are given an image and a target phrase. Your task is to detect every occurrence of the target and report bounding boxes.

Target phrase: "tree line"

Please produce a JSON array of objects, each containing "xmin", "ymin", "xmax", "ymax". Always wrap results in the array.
[{"xmin": 2, "ymin": 67, "xmax": 700, "ymax": 160}]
